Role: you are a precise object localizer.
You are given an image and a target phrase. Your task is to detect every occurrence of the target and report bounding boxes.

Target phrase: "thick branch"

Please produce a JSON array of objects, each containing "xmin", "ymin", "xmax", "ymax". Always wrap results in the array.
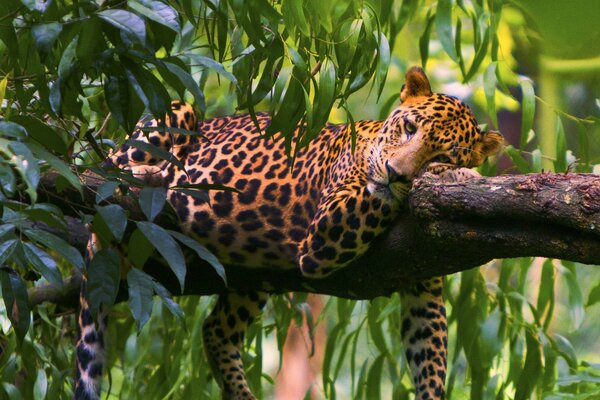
[{"xmin": 34, "ymin": 172, "xmax": 600, "ymax": 304}]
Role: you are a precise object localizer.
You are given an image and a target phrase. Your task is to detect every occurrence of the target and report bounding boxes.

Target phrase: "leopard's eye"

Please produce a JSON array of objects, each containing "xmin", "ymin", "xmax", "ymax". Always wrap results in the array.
[{"xmin": 405, "ymin": 122, "xmax": 417, "ymax": 135}]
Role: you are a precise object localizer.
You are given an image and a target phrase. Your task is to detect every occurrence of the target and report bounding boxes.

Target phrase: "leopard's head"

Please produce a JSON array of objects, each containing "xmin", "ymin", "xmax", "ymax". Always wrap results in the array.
[{"xmin": 367, "ymin": 66, "xmax": 503, "ymax": 199}]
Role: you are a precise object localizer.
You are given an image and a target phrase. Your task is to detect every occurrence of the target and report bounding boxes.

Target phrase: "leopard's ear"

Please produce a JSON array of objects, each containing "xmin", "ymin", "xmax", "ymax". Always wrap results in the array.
[
  {"xmin": 470, "ymin": 130, "xmax": 504, "ymax": 167},
  {"xmin": 400, "ymin": 66, "xmax": 432, "ymax": 102}
]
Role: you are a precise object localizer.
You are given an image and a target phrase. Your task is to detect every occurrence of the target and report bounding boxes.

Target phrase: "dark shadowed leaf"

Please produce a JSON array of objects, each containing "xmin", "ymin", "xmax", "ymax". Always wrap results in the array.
[
  {"xmin": 0, "ymin": 267, "xmax": 30, "ymax": 344},
  {"xmin": 23, "ymin": 243, "xmax": 62, "ymax": 286},
  {"xmin": 99, "ymin": 9, "xmax": 146, "ymax": 44},
  {"xmin": 129, "ymin": 0, "xmax": 180, "ymax": 32},
  {"xmin": 0, "ymin": 121, "xmax": 27, "ymax": 139},
  {"xmin": 23, "ymin": 228, "xmax": 84, "ymax": 270},
  {"xmin": 139, "ymin": 186, "xmax": 167, "ymax": 221},
  {"xmin": 152, "ymin": 279, "xmax": 185, "ymax": 325},
  {"xmin": 137, "ymin": 221, "xmax": 186, "ymax": 290},
  {"xmin": 95, "ymin": 204, "xmax": 128, "ymax": 242},
  {"xmin": 0, "ymin": 239, "xmax": 18, "ymax": 266},
  {"xmin": 31, "ymin": 23, "xmax": 62, "ymax": 56},
  {"xmin": 96, "ymin": 181, "xmax": 120, "ymax": 204},
  {"xmin": 167, "ymin": 229, "xmax": 226, "ymax": 284},
  {"xmin": 87, "ymin": 248, "xmax": 121, "ymax": 317},
  {"xmin": 128, "ymin": 268, "xmax": 155, "ymax": 330}
]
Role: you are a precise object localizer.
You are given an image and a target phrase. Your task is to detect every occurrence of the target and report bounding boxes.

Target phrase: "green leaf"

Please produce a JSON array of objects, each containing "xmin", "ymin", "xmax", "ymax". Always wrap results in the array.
[
  {"xmin": 504, "ymin": 146, "xmax": 532, "ymax": 174},
  {"xmin": 515, "ymin": 330, "xmax": 542, "ymax": 400},
  {"xmin": 366, "ymin": 354, "xmax": 385, "ymax": 400},
  {"xmin": 483, "ymin": 62, "xmax": 498, "ymax": 127},
  {"xmin": 86, "ymin": 248, "xmax": 121, "ymax": 317},
  {"xmin": 139, "ymin": 186, "xmax": 167, "ymax": 221},
  {"xmin": 10, "ymin": 115, "xmax": 68, "ymax": 155},
  {"xmin": 374, "ymin": 33, "xmax": 390, "ymax": 100},
  {"xmin": 57, "ymin": 36, "xmax": 77, "ymax": 82},
  {"xmin": 554, "ymin": 116, "xmax": 567, "ymax": 172},
  {"xmin": 6, "ymin": 140, "xmax": 39, "ymax": 202},
  {"xmin": 0, "ymin": 267, "xmax": 30, "ymax": 344},
  {"xmin": 435, "ymin": 0, "xmax": 458, "ymax": 62},
  {"xmin": 0, "ymin": 164, "xmax": 15, "ymax": 195},
  {"xmin": 0, "ymin": 121, "xmax": 27, "ymax": 139},
  {"xmin": 587, "ymin": 281, "xmax": 600, "ymax": 307},
  {"xmin": 96, "ymin": 181, "xmax": 119, "ymax": 204},
  {"xmin": 167, "ymin": 229, "xmax": 226, "ymax": 284},
  {"xmin": 519, "ymin": 79, "xmax": 535, "ymax": 149},
  {"xmin": 561, "ymin": 263, "xmax": 584, "ymax": 329},
  {"xmin": 419, "ymin": 13, "xmax": 435, "ymax": 68},
  {"xmin": 127, "ymin": 268, "xmax": 154, "ymax": 330},
  {"xmin": 23, "ymin": 228, "xmax": 84, "ymax": 271},
  {"xmin": 282, "ymin": 0, "xmax": 310, "ymax": 36},
  {"xmin": 537, "ymin": 259, "xmax": 555, "ymax": 327},
  {"xmin": 127, "ymin": 228, "xmax": 154, "ymax": 268},
  {"xmin": 124, "ymin": 62, "xmax": 171, "ymax": 119},
  {"xmin": 129, "ymin": 0, "xmax": 180, "ymax": 31},
  {"xmin": 0, "ymin": 239, "xmax": 18, "ymax": 267},
  {"xmin": 31, "ymin": 23, "xmax": 62, "ymax": 56},
  {"xmin": 552, "ymin": 333, "xmax": 577, "ymax": 370},
  {"xmin": 137, "ymin": 221, "xmax": 186, "ymax": 290},
  {"xmin": 184, "ymin": 53, "xmax": 237, "ymax": 85},
  {"xmin": 22, "ymin": 243, "xmax": 62, "ymax": 286},
  {"xmin": 99, "ymin": 9, "xmax": 146, "ymax": 44},
  {"xmin": 151, "ymin": 279, "xmax": 185, "ymax": 325},
  {"xmin": 26, "ymin": 141, "xmax": 82, "ymax": 195},
  {"xmin": 126, "ymin": 139, "xmax": 186, "ymax": 172},
  {"xmin": 20, "ymin": 0, "xmax": 49, "ymax": 12},
  {"xmin": 163, "ymin": 62, "xmax": 206, "ymax": 112},
  {"xmin": 33, "ymin": 369, "xmax": 47, "ymax": 400},
  {"xmin": 95, "ymin": 204, "xmax": 128, "ymax": 242},
  {"xmin": 105, "ymin": 74, "xmax": 133, "ymax": 131}
]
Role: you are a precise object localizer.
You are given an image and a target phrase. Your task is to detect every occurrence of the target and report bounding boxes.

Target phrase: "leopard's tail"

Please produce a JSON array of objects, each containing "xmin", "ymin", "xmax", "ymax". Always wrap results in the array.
[{"xmin": 74, "ymin": 235, "xmax": 106, "ymax": 400}]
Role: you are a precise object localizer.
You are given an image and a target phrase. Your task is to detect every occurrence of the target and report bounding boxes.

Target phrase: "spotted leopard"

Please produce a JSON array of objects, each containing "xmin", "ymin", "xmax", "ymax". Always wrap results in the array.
[{"xmin": 75, "ymin": 67, "xmax": 503, "ymax": 400}]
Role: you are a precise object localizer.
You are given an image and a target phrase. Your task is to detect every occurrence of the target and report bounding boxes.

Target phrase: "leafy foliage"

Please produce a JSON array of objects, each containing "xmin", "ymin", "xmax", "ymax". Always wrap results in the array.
[{"xmin": 0, "ymin": 0, "xmax": 599, "ymax": 399}]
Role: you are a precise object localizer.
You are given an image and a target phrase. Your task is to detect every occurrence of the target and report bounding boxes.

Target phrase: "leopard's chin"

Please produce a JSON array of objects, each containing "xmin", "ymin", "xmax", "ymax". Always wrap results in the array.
[{"xmin": 388, "ymin": 182, "xmax": 411, "ymax": 201}]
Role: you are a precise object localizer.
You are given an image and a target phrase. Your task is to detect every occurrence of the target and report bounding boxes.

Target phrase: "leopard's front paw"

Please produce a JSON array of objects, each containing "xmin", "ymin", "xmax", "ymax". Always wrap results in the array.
[{"xmin": 437, "ymin": 167, "xmax": 481, "ymax": 183}]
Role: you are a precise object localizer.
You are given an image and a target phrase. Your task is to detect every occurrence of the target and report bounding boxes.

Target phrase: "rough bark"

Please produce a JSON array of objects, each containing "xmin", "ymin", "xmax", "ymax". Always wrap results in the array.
[{"xmin": 32, "ymin": 172, "xmax": 600, "ymax": 306}]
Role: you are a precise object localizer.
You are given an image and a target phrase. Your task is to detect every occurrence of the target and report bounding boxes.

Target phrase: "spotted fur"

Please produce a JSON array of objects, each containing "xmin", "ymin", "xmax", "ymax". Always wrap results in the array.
[{"xmin": 75, "ymin": 67, "xmax": 503, "ymax": 400}]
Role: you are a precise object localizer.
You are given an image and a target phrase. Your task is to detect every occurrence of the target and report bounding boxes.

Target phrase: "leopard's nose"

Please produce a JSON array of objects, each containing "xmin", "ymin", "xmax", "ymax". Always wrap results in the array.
[{"xmin": 386, "ymin": 161, "xmax": 410, "ymax": 184}]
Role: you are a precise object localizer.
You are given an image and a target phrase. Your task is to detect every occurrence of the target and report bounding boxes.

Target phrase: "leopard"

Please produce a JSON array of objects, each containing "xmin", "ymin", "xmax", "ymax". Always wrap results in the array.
[{"xmin": 74, "ymin": 66, "xmax": 503, "ymax": 400}]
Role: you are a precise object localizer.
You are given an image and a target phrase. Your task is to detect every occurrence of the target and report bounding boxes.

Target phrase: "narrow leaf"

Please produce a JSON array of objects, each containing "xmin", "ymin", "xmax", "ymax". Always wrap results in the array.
[
  {"xmin": 0, "ymin": 268, "xmax": 30, "ymax": 344},
  {"xmin": 99, "ymin": 9, "xmax": 146, "ymax": 44},
  {"xmin": 137, "ymin": 221, "xmax": 186, "ymax": 290},
  {"xmin": 23, "ymin": 243, "xmax": 62, "ymax": 286},
  {"xmin": 127, "ymin": 268, "xmax": 154, "ymax": 330},
  {"xmin": 87, "ymin": 248, "xmax": 121, "ymax": 316},
  {"xmin": 167, "ymin": 229, "xmax": 226, "ymax": 284},
  {"xmin": 23, "ymin": 229, "xmax": 84, "ymax": 270}
]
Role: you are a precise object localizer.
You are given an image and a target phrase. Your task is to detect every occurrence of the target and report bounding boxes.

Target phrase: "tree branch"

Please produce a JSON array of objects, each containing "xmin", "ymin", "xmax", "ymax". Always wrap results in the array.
[{"xmin": 34, "ymin": 172, "xmax": 600, "ymax": 306}]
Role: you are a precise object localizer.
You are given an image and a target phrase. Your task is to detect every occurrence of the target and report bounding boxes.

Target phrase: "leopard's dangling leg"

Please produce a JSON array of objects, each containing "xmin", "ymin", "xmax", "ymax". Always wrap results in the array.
[
  {"xmin": 203, "ymin": 292, "xmax": 269, "ymax": 400},
  {"xmin": 400, "ymin": 277, "xmax": 447, "ymax": 400},
  {"xmin": 74, "ymin": 233, "xmax": 107, "ymax": 400}
]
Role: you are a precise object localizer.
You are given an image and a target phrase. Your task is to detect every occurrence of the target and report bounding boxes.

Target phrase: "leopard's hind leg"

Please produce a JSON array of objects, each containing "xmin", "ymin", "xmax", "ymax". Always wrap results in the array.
[
  {"xmin": 401, "ymin": 277, "xmax": 447, "ymax": 400},
  {"xmin": 203, "ymin": 292, "xmax": 269, "ymax": 400}
]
